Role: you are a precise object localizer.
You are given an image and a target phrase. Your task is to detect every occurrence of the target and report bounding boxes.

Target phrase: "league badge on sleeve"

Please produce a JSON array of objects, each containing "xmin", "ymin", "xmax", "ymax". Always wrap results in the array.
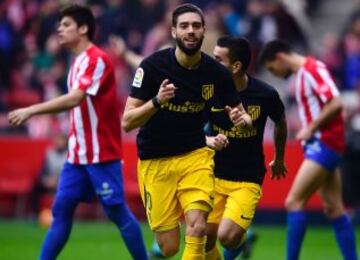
[{"xmin": 132, "ymin": 68, "xmax": 144, "ymax": 88}]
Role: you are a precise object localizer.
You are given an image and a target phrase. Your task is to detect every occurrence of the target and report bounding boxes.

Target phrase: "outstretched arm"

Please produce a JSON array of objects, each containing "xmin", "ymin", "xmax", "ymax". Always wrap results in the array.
[{"xmin": 8, "ymin": 89, "xmax": 86, "ymax": 126}]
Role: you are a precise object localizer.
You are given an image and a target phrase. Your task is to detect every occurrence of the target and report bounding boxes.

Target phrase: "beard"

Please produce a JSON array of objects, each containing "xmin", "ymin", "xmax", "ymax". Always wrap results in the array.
[{"xmin": 175, "ymin": 35, "xmax": 204, "ymax": 56}]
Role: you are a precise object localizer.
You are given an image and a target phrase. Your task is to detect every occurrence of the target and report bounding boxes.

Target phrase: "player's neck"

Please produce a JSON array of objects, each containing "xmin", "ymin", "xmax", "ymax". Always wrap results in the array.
[
  {"xmin": 175, "ymin": 48, "xmax": 201, "ymax": 69},
  {"xmin": 233, "ymin": 73, "xmax": 248, "ymax": 92},
  {"xmin": 70, "ymin": 40, "xmax": 93, "ymax": 56},
  {"xmin": 286, "ymin": 53, "xmax": 307, "ymax": 72}
]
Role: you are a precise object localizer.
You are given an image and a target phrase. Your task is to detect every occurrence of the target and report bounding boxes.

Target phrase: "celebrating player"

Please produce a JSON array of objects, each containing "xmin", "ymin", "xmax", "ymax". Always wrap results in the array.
[
  {"xmin": 204, "ymin": 36, "xmax": 287, "ymax": 260},
  {"xmin": 122, "ymin": 4, "xmax": 251, "ymax": 259}
]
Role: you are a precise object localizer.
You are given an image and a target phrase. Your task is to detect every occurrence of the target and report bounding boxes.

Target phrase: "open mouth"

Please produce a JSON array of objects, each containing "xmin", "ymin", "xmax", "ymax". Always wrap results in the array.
[{"xmin": 184, "ymin": 38, "xmax": 198, "ymax": 45}]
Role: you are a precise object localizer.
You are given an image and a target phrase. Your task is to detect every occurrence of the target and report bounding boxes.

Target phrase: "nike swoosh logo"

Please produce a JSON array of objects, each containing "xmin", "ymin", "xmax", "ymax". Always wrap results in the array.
[
  {"xmin": 240, "ymin": 214, "xmax": 252, "ymax": 220},
  {"xmin": 211, "ymin": 107, "xmax": 224, "ymax": 112}
]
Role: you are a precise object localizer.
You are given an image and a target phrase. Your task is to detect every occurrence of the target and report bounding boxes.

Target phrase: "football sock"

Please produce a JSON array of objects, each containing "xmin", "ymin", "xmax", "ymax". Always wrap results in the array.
[
  {"xmin": 182, "ymin": 236, "xmax": 206, "ymax": 260},
  {"xmin": 331, "ymin": 214, "xmax": 358, "ymax": 260},
  {"xmin": 39, "ymin": 196, "xmax": 78, "ymax": 260},
  {"xmin": 103, "ymin": 203, "xmax": 148, "ymax": 260},
  {"xmin": 287, "ymin": 211, "xmax": 306, "ymax": 260}
]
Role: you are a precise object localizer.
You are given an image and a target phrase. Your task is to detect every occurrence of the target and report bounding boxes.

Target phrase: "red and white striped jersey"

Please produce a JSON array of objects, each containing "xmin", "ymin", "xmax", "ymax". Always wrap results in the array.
[
  {"xmin": 295, "ymin": 56, "xmax": 345, "ymax": 153},
  {"xmin": 66, "ymin": 45, "xmax": 122, "ymax": 164}
]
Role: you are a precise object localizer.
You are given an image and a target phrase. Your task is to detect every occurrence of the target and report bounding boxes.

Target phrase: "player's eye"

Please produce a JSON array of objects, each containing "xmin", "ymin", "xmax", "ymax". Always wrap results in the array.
[
  {"xmin": 179, "ymin": 23, "xmax": 188, "ymax": 29},
  {"xmin": 192, "ymin": 22, "xmax": 202, "ymax": 29}
]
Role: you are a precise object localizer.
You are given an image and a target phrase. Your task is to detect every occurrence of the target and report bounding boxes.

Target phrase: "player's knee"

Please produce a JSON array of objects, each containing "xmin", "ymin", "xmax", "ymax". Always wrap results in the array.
[
  {"xmin": 158, "ymin": 240, "xmax": 179, "ymax": 257},
  {"xmin": 186, "ymin": 220, "xmax": 207, "ymax": 237},
  {"xmin": 218, "ymin": 228, "xmax": 244, "ymax": 249},
  {"xmin": 285, "ymin": 196, "xmax": 303, "ymax": 211},
  {"xmin": 323, "ymin": 202, "xmax": 343, "ymax": 219},
  {"xmin": 103, "ymin": 204, "xmax": 118, "ymax": 220},
  {"xmin": 52, "ymin": 197, "xmax": 75, "ymax": 219}
]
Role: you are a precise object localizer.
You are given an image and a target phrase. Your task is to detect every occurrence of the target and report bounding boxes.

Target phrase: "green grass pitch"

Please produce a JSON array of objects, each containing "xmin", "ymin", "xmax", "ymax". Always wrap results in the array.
[{"xmin": 0, "ymin": 219, "xmax": 359, "ymax": 259}]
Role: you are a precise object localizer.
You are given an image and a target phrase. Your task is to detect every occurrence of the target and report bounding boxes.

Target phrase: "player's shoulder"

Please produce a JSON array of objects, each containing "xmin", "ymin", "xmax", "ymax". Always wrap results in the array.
[
  {"xmin": 201, "ymin": 52, "xmax": 227, "ymax": 71},
  {"xmin": 249, "ymin": 76, "xmax": 279, "ymax": 96},
  {"xmin": 201, "ymin": 52, "xmax": 233, "ymax": 79},
  {"xmin": 86, "ymin": 45, "xmax": 112, "ymax": 65},
  {"xmin": 303, "ymin": 56, "xmax": 327, "ymax": 72},
  {"xmin": 141, "ymin": 48, "xmax": 172, "ymax": 67}
]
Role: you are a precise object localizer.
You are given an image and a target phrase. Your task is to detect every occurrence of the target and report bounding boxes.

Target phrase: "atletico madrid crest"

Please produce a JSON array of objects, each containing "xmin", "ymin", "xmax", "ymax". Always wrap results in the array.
[
  {"xmin": 202, "ymin": 84, "xmax": 214, "ymax": 100},
  {"xmin": 247, "ymin": 105, "xmax": 261, "ymax": 121}
]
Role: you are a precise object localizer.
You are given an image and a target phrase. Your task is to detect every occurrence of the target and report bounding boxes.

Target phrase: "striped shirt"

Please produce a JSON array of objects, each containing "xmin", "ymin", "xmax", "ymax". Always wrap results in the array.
[
  {"xmin": 66, "ymin": 45, "xmax": 122, "ymax": 164},
  {"xmin": 295, "ymin": 56, "xmax": 345, "ymax": 153}
]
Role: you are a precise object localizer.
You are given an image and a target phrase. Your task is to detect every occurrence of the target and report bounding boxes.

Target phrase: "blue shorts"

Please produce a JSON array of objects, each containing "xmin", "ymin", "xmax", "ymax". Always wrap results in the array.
[
  {"xmin": 56, "ymin": 160, "xmax": 124, "ymax": 206},
  {"xmin": 303, "ymin": 138, "xmax": 341, "ymax": 173}
]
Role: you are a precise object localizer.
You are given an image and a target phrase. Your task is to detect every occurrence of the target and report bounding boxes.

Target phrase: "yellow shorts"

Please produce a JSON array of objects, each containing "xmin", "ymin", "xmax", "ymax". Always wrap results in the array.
[
  {"xmin": 207, "ymin": 178, "xmax": 262, "ymax": 230},
  {"xmin": 138, "ymin": 147, "xmax": 215, "ymax": 232}
]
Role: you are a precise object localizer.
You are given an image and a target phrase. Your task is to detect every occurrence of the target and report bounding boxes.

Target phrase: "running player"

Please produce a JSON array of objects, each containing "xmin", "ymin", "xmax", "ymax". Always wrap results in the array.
[
  {"xmin": 259, "ymin": 40, "xmax": 358, "ymax": 260},
  {"xmin": 8, "ymin": 5, "xmax": 148, "ymax": 260},
  {"xmin": 122, "ymin": 4, "xmax": 251, "ymax": 259},
  {"xmin": 204, "ymin": 36, "xmax": 287, "ymax": 260}
]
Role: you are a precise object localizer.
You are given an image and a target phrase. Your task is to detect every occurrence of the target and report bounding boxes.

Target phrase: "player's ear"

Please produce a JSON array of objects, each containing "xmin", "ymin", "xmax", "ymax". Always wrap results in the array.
[
  {"xmin": 232, "ymin": 61, "xmax": 241, "ymax": 74},
  {"xmin": 171, "ymin": 27, "xmax": 176, "ymax": 39},
  {"xmin": 79, "ymin": 24, "xmax": 88, "ymax": 37},
  {"xmin": 276, "ymin": 52, "xmax": 286, "ymax": 61}
]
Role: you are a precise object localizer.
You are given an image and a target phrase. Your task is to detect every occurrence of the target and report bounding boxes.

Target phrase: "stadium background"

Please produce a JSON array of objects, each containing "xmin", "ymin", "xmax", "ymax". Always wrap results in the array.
[{"xmin": 0, "ymin": 0, "xmax": 360, "ymax": 259}]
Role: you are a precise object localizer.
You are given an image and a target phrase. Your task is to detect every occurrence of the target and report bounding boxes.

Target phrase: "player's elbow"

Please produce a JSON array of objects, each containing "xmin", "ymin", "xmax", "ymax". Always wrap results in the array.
[
  {"xmin": 121, "ymin": 117, "xmax": 134, "ymax": 132},
  {"xmin": 331, "ymin": 97, "xmax": 343, "ymax": 114},
  {"xmin": 121, "ymin": 120, "xmax": 131, "ymax": 132},
  {"xmin": 68, "ymin": 90, "xmax": 86, "ymax": 108}
]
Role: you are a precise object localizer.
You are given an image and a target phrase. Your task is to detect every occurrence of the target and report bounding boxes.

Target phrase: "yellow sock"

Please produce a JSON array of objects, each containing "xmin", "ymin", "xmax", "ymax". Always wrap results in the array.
[
  {"xmin": 205, "ymin": 246, "xmax": 221, "ymax": 260},
  {"xmin": 182, "ymin": 236, "xmax": 206, "ymax": 260}
]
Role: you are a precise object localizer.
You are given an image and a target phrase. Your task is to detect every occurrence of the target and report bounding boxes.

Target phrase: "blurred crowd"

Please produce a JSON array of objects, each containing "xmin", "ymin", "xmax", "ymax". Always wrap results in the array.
[{"xmin": 0, "ymin": 0, "xmax": 359, "ymax": 140}]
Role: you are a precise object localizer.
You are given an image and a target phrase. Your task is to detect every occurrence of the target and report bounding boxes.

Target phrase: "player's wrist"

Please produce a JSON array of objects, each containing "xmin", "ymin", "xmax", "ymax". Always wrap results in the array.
[{"xmin": 152, "ymin": 96, "xmax": 161, "ymax": 109}]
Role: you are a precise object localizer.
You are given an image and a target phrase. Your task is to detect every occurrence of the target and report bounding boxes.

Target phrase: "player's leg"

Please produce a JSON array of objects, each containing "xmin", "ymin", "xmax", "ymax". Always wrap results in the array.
[
  {"xmin": 206, "ymin": 223, "xmax": 221, "ymax": 260},
  {"xmin": 138, "ymin": 157, "xmax": 183, "ymax": 257},
  {"xmin": 219, "ymin": 181, "xmax": 261, "ymax": 260},
  {"xmin": 182, "ymin": 208, "xmax": 209, "ymax": 260},
  {"xmin": 318, "ymin": 168, "xmax": 358, "ymax": 260},
  {"xmin": 40, "ymin": 162, "xmax": 90, "ymax": 260},
  {"xmin": 155, "ymin": 228, "xmax": 181, "ymax": 257},
  {"xmin": 87, "ymin": 160, "xmax": 148, "ymax": 260},
  {"xmin": 178, "ymin": 147, "xmax": 216, "ymax": 260},
  {"xmin": 206, "ymin": 184, "xmax": 226, "ymax": 260},
  {"xmin": 149, "ymin": 239, "xmax": 165, "ymax": 258},
  {"xmin": 285, "ymin": 159, "xmax": 328, "ymax": 260}
]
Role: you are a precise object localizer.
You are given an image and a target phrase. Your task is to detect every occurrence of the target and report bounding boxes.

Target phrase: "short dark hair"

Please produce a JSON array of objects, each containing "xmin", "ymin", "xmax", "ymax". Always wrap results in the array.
[
  {"xmin": 258, "ymin": 40, "xmax": 292, "ymax": 64},
  {"xmin": 217, "ymin": 36, "xmax": 251, "ymax": 72},
  {"xmin": 172, "ymin": 3, "xmax": 205, "ymax": 27},
  {"xmin": 59, "ymin": 5, "xmax": 95, "ymax": 40}
]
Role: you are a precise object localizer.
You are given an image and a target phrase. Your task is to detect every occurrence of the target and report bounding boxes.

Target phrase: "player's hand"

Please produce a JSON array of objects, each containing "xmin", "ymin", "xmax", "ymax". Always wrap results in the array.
[
  {"xmin": 225, "ymin": 106, "xmax": 252, "ymax": 128},
  {"xmin": 269, "ymin": 159, "xmax": 287, "ymax": 180},
  {"xmin": 109, "ymin": 35, "xmax": 127, "ymax": 57},
  {"xmin": 206, "ymin": 134, "xmax": 229, "ymax": 151},
  {"xmin": 157, "ymin": 79, "xmax": 176, "ymax": 104},
  {"xmin": 8, "ymin": 107, "xmax": 32, "ymax": 126},
  {"xmin": 296, "ymin": 128, "xmax": 313, "ymax": 141}
]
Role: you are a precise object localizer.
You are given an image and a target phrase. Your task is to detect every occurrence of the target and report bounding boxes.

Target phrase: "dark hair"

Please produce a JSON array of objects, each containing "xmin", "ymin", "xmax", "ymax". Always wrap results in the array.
[
  {"xmin": 217, "ymin": 36, "xmax": 251, "ymax": 72},
  {"xmin": 258, "ymin": 40, "xmax": 291, "ymax": 64},
  {"xmin": 59, "ymin": 5, "xmax": 95, "ymax": 40},
  {"xmin": 172, "ymin": 3, "xmax": 205, "ymax": 27}
]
